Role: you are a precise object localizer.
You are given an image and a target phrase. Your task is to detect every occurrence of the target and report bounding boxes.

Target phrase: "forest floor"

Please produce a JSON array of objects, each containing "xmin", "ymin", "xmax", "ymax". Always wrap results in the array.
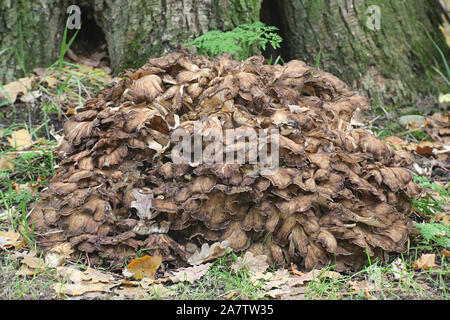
[{"xmin": 0, "ymin": 52, "xmax": 448, "ymax": 301}]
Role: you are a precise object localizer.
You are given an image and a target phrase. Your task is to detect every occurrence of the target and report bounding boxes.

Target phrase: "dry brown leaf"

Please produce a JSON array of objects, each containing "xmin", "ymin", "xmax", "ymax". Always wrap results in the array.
[
  {"xmin": 416, "ymin": 141, "xmax": 435, "ymax": 156},
  {"xmin": 54, "ymin": 266, "xmax": 117, "ymax": 296},
  {"xmin": 16, "ymin": 265, "xmax": 40, "ymax": 277},
  {"xmin": 441, "ymin": 249, "xmax": 450, "ymax": 258},
  {"xmin": 53, "ymin": 282, "xmax": 114, "ymax": 296},
  {"xmin": 0, "ymin": 236, "xmax": 11, "ymax": 250},
  {"xmin": 414, "ymin": 254, "xmax": 438, "ymax": 270},
  {"xmin": 168, "ymin": 263, "xmax": 211, "ymax": 283},
  {"xmin": 56, "ymin": 266, "xmax": 115, "ymax": 284},
  {"xmin": 384, "ymin": 136, "xmax": 407, "ymax": 149},
  {"xmin": 230, "ymin": 252, "xmax": 269, "ymax": 273},
  {"xmin": 261, "ymin": 269, "xmax": 309, "ymax": 290},
  {"xmin": 311, "ymin": 269, "xmax": 342, "ymax": 281},
  {"xmin": 113, "ymin": 286, "xmax": 148, "ymax": 299},
  {"xmin": 130, "ymin": 190, "xmax": 154, "ymax": 219},
  {"xmin": 187, "ymin": 241, "xmax": 231, "ymax": 265},
  {"xmin": 0, "ymin": 77, "xmax": 34, "ymax": 103},
  {"xmin": 264, "ymin": 289, "xmax": 287, "ymax": 298},
  {"xmin": 0, "ymin": 230, "xmax": 25, "ymax": 250},
  {"xmin": 22, "ymin": 255, "xmax": 43, "ymax": 269},
  {"xmin": 127, "ymin": 255, "xmax": 162, "ymax": 280},
  {"xmin": 249, "ymin": 271, "xmax": 275, "ymax": 284},
  {"xmin": 0, "ymin": 154, "xmax": 15, "ymax": 170},
  {"xmin": 16, "ymin": 254, "xmax": 45, "ymax": 277},
  {"xmin": 82, "ymin": 268, "xmax": 115, "ymax": 283},
  {"xmin": 45, "ymin": 242, "xmax": 74, "ymax": 267},
  {"xmin": 391, "ymin": 258, "xmax": 407, "ymax": 280},
  {"xmin": 347, "ymin": 280, "xmax": 375, "ymax": 294}
]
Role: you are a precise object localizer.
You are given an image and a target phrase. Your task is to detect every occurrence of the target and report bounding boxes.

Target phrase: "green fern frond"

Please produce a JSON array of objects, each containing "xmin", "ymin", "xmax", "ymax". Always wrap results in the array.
[{"xmin": 184, "ymin": 22, "xmax": 283, "ymax": 61}]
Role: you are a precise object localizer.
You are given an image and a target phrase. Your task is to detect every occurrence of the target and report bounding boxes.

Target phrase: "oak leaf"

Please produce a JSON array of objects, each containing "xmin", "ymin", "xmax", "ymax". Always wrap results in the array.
[{"xmin": 127, "ymin": 255, "xmax": 162, "ymax": 280}]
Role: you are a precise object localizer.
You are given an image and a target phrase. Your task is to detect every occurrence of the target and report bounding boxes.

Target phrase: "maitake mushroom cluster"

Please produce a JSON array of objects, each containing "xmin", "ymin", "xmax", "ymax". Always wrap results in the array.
[{"xmin": 30, "ymin": 51, "xmax": 421, "ymax": 271}]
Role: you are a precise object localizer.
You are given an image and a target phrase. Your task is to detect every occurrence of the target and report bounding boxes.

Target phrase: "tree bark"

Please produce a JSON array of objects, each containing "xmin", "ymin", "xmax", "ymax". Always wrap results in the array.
[
  {"xmin": 0, "ymin": 0, "xmax": 448, "ymax": 106},
  {"xmin": 0, "ymin": 0, "xmax": 260, "ymax": 83},
  {"xmin": 261, "ymin": 0, "xmax": 449, "ymax": 104}
]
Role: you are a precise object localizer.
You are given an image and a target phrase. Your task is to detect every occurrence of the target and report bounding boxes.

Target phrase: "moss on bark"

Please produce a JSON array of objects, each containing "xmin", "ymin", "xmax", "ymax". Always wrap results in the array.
[{"xmin": 267, "ymin": 0, "xmax": 449, "ymax": 105}]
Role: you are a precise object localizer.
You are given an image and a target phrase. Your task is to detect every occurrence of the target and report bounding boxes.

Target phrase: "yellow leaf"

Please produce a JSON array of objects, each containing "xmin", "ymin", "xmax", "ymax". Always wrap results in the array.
[
  {"xmin": 0, "ymin": 154, "xmax": 15, "ymax": 170},
  {"xmin": 127, "ymin": 255, "xmax": 162, "ymax": 280},
  {"xmin": 7, "ymin": 129, "xmax": 32, "ymax": 149}
]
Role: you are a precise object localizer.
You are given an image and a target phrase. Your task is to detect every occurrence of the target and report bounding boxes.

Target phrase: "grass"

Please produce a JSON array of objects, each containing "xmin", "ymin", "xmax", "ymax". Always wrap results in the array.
[
  {"xmin": 172, "ymin": 252, "xmax": 267, "ymax": 300},
  {"xmin": 0, "ymin": 251, "xmax": 58, "ymax": 299},
  {"xmin": 303, "ymin": 258, "xmax": 447, "ymax": 300}
]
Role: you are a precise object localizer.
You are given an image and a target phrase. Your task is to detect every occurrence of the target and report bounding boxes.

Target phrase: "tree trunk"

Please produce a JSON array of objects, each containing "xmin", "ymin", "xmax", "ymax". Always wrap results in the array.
[
  {"xmin": 1, "ymin": 0, "xmax": 448, "ymax": 105},
  {"xmin": 261, "ymin": 0, "xmax": 449, "ymax": 105},
  {"xmin": 0, "ymin": 0, "xmax": 260, "ymax": 83}
]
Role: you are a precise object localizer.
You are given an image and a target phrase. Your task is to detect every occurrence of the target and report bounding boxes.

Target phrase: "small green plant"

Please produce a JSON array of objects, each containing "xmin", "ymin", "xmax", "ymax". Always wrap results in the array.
[
  {"xmin": 40, "ymin": 102, "xmax": 58, "ymax": 115},
  {"xmin": 184, "ymin": 21, "xmax": 282, "ymax": 61},
  {"xmin": 415, "ymin": 222, "xmax": 450, "ymax": 248},
  {"xmin": 411, "ymin": 175, "xmax": 449, "ymax": 250},
  {"xmin": 412, "ymin": 175, "xmax": 449, "ymax": 217}
]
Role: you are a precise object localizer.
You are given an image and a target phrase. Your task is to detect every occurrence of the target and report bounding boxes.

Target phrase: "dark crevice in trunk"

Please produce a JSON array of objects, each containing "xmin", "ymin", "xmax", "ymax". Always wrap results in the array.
[
  {"xmin": 66, "ymin": 4, "xmax": 110, "ymax": 66},
  {"xmin": 259, "ymin": 0, "xmax": 289, "ymax": 62}
]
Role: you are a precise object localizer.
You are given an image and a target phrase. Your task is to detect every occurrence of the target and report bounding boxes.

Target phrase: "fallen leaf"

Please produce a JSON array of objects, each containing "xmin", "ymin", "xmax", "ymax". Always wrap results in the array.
[
  {"xmin": 113, "ymin": 286, "xmax": 148, "ymax": 299},
  {"xmin": 53, "ymin": 282, "xmax": 114, "ymax": 296},
  {"xmin": 40, "ymin": 76, "xmax": 58, "ymax": 89},
  {"xmin": 187, "ymin": 240, "xmax": 231, "ymax": 265},
  {"xmin": 0, "ymin": 154, "xmax": 15, "ymax": 170},
  {"xmin": 347, "ymin": 280, "xmax": 375, "ymax": 294},
  {"xmin": 45, "ymin": 242, "xmax": 74, "ymax": 267},
  {"xmin": 261, "ymin": 269, "xmax": 310, "ymax": 290},
  {"xmin": 0, "ymin": 230, "xmax": 25, "ymax": 250},
  {"xmin": 231, "ymin": 252, "xmax": 269, "ymax": 273},
  {"xmin": 414, "ymin": 254, "xmax": 438, "ymax": 270},
  {"xmin": 264, "ymin": 289, "xmax": 286, "ymax": 298},
  {"xmin": 279, "ymin": 285, "xmax": 307, "ymax": 300},
  {"xmin": 416, "ymin": 141, "xmax": 435, "ymax": 156},
  {"xmin": 81, "ymin": 268, "xmax": 115, "ymax": 283},
  {"xmin": 127, "ymin": 255, "xmax": 162, "ymax": 280},
  {"xmin": 441, "ymin": 249, "xmax": 450, "ymax": 258},
  {"xmin": 54, "ymin": 266, "xmax": 118, "ymax": 296},
  {"xmin": 22, "ymin": 255, "xmax": 43, "ymax": 269},
  {"xmin": 7, "ymin": 129, "xmax": 32, "ymax": 149},
  {"xmin": 16, "ymin": 265, "xmax": 40, "ymax": 277},
  {"xmin": 384, "ymin": 136, "xmax": 407, "ymax": 149},
  {"xmin": 147, "ymin": 283, "xmax": 174, "ymax": 297},
  {"xmin": 0, "ymin": 236, "xmax": 12, "ymax": 250},
  {"xmin": 56, "ymin": 266, "xmax": 114, "ymax": 284},
  {"xmin": 249, "ymin": 271, "xmax": 274, "ymax": 284},
  {"xmin": 0, "ymin": 77, "xmax": 34, "ymax": 103},
  {"xmin": 311, "ymin": 269, "xmax": 342, "ymax": 281},
  {"xmin": 19, "ymin": 90, "xmax": 41, "ymax": 103},
  {"xmin": 168, "ymin": 263, "xmax": 211, "ymax": 283},
  {"xmin": 16, "ymin": 254, "xmax": 45, "ymax": 277},
  {"xmin": 391, "ymin": 258, "xmax": 407, "ymax": 280}
]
